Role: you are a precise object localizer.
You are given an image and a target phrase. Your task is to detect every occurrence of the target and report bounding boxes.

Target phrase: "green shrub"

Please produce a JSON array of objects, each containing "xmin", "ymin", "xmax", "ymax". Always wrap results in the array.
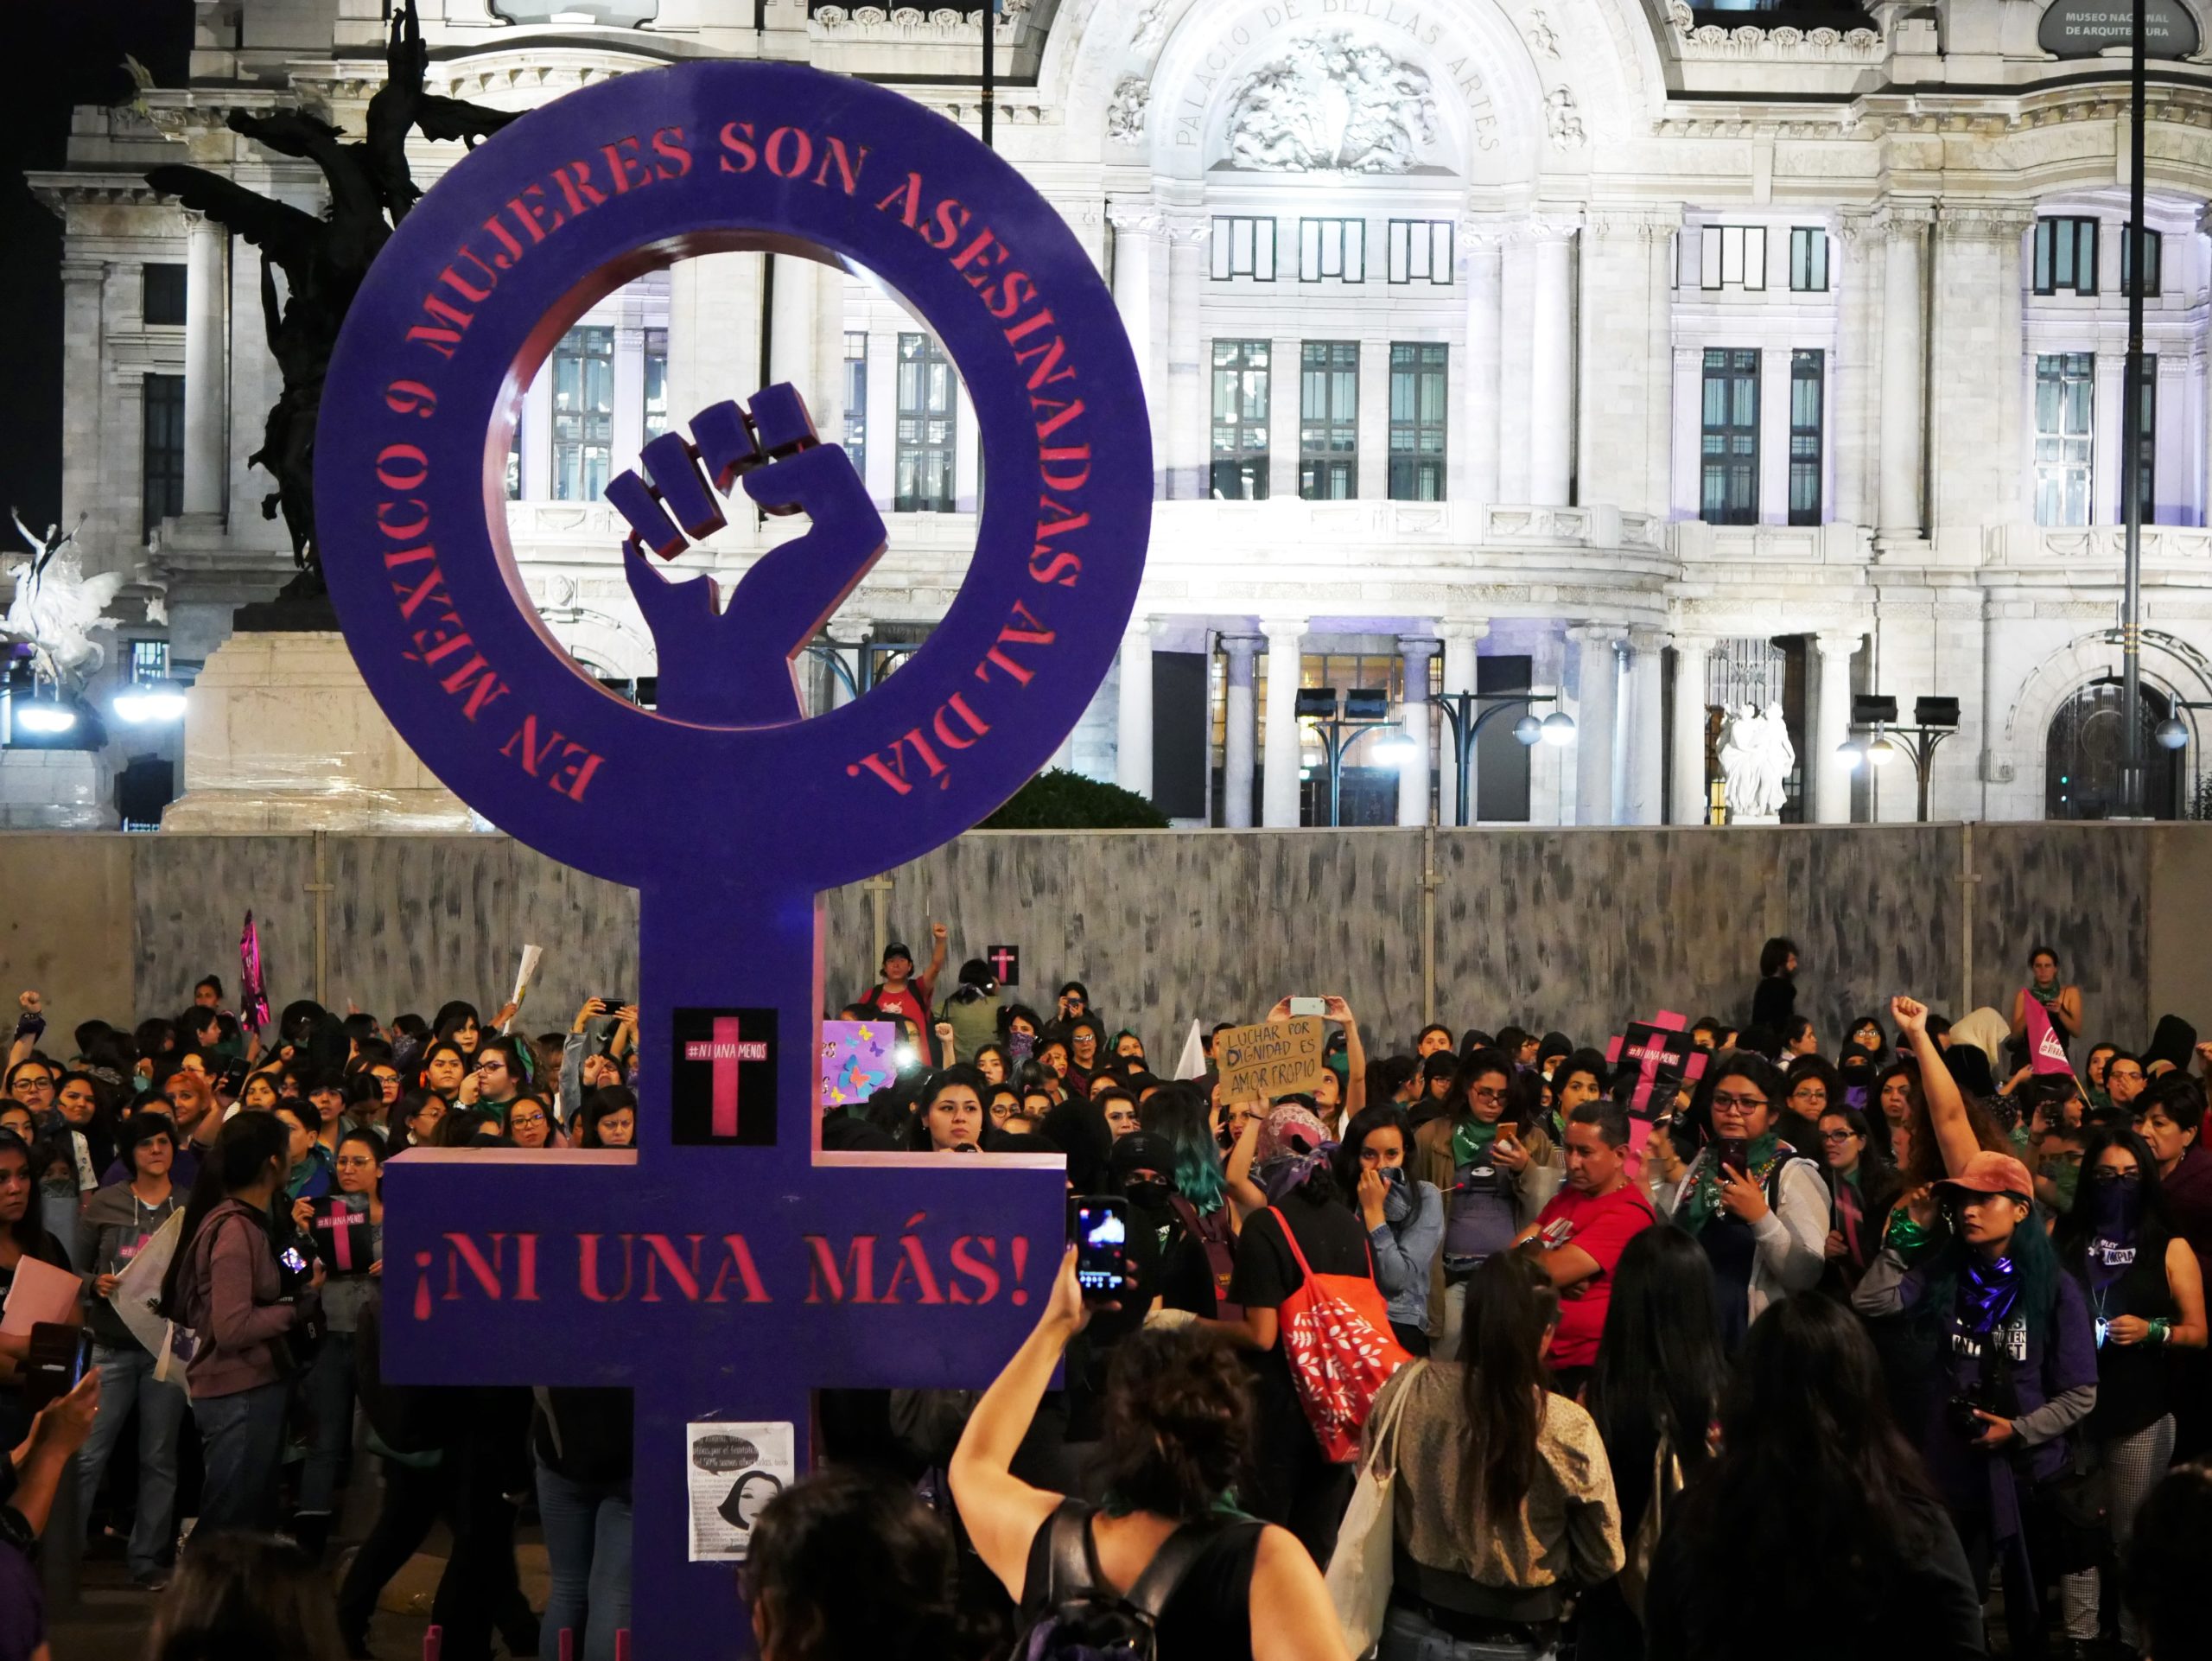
[{"xmin": 981, "ymin": 768, "xmax": 1169, "ymax": 830}]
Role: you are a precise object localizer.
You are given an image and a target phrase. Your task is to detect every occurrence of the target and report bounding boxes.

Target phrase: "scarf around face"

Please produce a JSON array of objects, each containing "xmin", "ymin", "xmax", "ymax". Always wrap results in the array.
[
  {"xmin": 1955, "ymin": 1251, "xmax": 2020, "ymax": 1337},
  {"xmin": 1678, "ymin": 1131, "xmax": 1783, "ymax": 1236}
]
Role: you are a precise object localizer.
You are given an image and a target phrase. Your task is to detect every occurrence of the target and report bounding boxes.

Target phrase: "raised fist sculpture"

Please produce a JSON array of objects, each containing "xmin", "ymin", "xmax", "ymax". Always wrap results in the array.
[{"xmin": 607, "ymin": 384, "xmax": 886, "ymax": 729}]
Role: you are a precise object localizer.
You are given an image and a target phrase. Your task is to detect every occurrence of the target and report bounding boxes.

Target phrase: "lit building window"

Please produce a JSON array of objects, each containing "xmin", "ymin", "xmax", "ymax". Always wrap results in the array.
[
  {"xmin": 895, "ymin": 332, "xmax": 957, "ymax": 512},
  {"xmin": 552, "ymin": 325, "xmax": 615, "ymax": 502},
  {"xmin": 2032, "ymin": 352, "xmax": 2094, "ymax": 526},
  {"xmin": 1387, "ymin": 342, "xmax": 1446, "ymax": 501},
  {"xmin": 1299, "ymin": 341, "xmax": 1358, "ymax": 501},
  {"xmin": 1210, "ymin": 340, "xmax": 1270, "ymax": 501}
]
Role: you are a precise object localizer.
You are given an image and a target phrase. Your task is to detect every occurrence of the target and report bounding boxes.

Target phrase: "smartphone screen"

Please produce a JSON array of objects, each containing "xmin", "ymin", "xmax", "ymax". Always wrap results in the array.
[
  {"xmin": 1068, "ymin": 1196, "xmax": 1129, "ymax": 1296},
  {"xmin": 281, "ymin": 1245, "xmax": 309, "ymax": 1275},
  {"xmin": 1717, "ymin": 1136, "xmax": 1750, "ymax": 1176}
]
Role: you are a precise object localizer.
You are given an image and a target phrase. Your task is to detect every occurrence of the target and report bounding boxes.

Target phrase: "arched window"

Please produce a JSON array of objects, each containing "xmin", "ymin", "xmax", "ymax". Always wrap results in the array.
[{"xmin": 2046, "ymin": 679, "xmax": 2180, "ymax": 819}]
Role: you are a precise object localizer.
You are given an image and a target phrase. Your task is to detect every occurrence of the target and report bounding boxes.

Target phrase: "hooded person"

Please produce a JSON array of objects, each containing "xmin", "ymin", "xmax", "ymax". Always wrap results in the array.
[
  {"xmin": 2145, "ymin": 1014, "xmax": 2200, "ymax": 1078},
  {"xmin": 1948, "ymin": 1007, "xmax": 2012, "ymax": 1072}
]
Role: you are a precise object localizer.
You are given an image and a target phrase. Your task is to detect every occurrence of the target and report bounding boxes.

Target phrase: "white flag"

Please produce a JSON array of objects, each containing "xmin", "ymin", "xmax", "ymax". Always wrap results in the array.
[{"xmin": 1173, "ymin": 1018, "xmax": 1208, "ymax": 1081}]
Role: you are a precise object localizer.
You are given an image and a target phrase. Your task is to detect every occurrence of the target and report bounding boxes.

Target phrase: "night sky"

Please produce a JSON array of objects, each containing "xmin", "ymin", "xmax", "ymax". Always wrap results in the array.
[{"xmin": 0, "ymin": 2, "xmax": 192, "ymax": 532}]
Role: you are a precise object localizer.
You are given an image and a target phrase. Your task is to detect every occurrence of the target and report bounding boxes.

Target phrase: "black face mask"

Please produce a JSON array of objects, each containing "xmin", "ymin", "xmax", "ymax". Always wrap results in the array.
[{"xmin": 1123, "ymin": 1177, "xmax": 1174, "ymax": 1211}]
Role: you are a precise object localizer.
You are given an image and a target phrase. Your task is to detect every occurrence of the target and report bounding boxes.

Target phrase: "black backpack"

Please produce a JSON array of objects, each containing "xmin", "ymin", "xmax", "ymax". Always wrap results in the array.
[{"xmin": 1016, "ymin": 1499, "xmax": 1248, "ymax": 1661}]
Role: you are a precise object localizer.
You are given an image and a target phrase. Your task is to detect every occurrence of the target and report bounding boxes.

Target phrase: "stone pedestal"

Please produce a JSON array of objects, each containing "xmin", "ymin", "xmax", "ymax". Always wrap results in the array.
[
  {"xmin": 165, "ymin": 632, "xmax": 476, "ymax": 832},
  {"xmin": 0, "ymin": 751, "xmax": 115, "ymax": 830}
]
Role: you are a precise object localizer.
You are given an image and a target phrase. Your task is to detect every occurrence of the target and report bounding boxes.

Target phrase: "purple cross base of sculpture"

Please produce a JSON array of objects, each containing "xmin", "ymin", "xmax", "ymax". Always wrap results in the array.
[{"xmin": 313, "ymin": 60, "xmax": 1150, "ymax": 1655}]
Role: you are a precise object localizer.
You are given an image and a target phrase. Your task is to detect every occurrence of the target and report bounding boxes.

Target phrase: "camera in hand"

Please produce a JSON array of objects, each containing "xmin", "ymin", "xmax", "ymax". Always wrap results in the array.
[
  {"xmin": 1068, "ymin": 1195, "xmax": 1129, "ymax": 1300},
  {"xmin": 1944, "ymin": 1394, "xmax": 1993, "ymax": 1440},
  {"xmin": 22, "ymin": 1322, "xmax": 92, "ymax": 1410}
]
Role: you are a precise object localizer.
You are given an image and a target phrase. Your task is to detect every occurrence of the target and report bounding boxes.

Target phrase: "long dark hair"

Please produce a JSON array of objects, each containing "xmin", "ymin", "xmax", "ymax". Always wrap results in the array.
[
  {"xmin": 1758, "ymin": 936, "xmax": 1798, "ymax": 980},
  {"xmin": 2056, "ymin": 1126, "xmax": 2173, "ymax": 1270},
  {"xmin": 1456, "ymin": 1253, "xmax": 1549, "ymax": 1522},
  {"xmin": 1136, "ymin": 1081, "xmax": 1225, "ymax": 1212},
  {"xmin": 1586, "ymin": 1228, "xmax": 1724, "ymax": 1528},
  {"xmin": 1332, "ymin": 1103, "xmax": 1417, "ymax": 1211},
  {"xmin": 0, "ymin": 1131, "xmax": 46, "ymax": 1257},
  {"xmin": 1094, "ymin": 1324, "xmax": 1254, "ymax": 1521},
  {"xmin": 1669, "ymin": 1295, "xmax": 1938, "ymax": 1646},
  {"xmin": 157, "ymin": 1112, "xmax": 289, "ymax": 1320}
]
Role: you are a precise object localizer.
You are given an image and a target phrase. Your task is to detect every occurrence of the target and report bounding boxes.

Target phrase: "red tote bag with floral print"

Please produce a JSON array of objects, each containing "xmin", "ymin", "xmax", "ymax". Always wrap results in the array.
[{"xmin": 1266, "ymin": 1206, "xmax": 1412, "ymax": 1463}]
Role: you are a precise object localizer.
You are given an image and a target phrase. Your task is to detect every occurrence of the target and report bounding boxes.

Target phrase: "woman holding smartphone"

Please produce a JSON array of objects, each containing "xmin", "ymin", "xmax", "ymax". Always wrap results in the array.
[
  {"xmin": 1653, "ymin": 1054, "xmax": 1827, "ymax": 1353},
  {"xmin": 1414, "ymin": 1047, "xmax": 1558, "ymax": 1361}
]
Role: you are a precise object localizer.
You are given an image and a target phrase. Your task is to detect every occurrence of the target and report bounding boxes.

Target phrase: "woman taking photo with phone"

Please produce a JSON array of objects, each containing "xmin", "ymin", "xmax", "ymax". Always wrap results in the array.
[
  {"xmin": 949, "ymin": 1251, "xmax": 1344, "ymax": 1661},
  {"xmin": 1653, "ymin": 1054, "xmax": 1827, "ymax": 1353},
  {"xmin": 1414, "ymin": 1047, "xmax": 1558, "ymax": 1360},
  {"xmin": 159, "ymin": 1111, "xmax": 322, "ymax": 1533},
  {"xmin": 295, "ymin": 1127, "xmax": 385, "ymax": 1557}
]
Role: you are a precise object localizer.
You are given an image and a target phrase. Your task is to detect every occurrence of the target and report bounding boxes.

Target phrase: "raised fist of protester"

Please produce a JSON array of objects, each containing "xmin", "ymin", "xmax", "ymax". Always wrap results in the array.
[
  {"xmin": 16, "ymin": 990, "xmax": 40, "ymax": 1016},
  {"xmin": 1891, "ymin": 996, "xmax": 1928, "ymax": 1038}
]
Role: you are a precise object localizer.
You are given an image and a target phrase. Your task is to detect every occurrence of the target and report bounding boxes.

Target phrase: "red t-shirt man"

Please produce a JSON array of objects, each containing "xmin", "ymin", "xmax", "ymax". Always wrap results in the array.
[
  {"xmin": 1513, "ymin": 1101, "xmax": 1656, "ymax": 1374},
  {"xmin": 859, "ymin": 929, "xmax": 944, "ymax": 1062}
]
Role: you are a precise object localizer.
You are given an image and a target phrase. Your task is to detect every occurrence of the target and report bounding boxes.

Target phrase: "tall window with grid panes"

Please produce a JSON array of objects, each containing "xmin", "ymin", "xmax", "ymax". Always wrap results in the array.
[
  {"xmin": 895, "ymin": 333, "xmax": 956, "ymax": 512},
  {"xmin": 552, "ymin": 326, "xmax": 614, "ymax": 501},
  {"xmin": 1387, "ymin": 344, "xmax": 1446, "ymax": 500},
  {"xmin": 842, "ymin": 332, "xmax": 868, "ymax": 484},
  {"xmin": 1299, "ymin": 342, "xmax": 1357, "ymax": 500},
  {"xmin": 2033, "ymin": 353, "xmax": 2094, "ymax": 526},
  {"xmin": 1700, "ymin": 349, "xmax": 1759, "ymax": 525},
  {"xmin": 141, "ymin": 373, "xmax": 183, "ymax": 542},
  {"xmin": 1211, "ymin": 340, "xmax": 1270, "ymax": 500}
]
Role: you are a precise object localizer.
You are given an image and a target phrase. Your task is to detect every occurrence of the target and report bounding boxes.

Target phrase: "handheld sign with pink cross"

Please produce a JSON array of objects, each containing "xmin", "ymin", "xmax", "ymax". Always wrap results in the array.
[{"xmin": 314, "ymin": 60, "xmax": 1150, "ymax": 1654}]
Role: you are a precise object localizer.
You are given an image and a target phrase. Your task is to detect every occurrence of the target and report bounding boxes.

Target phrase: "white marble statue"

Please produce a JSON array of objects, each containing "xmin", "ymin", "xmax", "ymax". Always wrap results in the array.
[
  {"xmin": 5, "ymin": 509, "xmax": 126, "ymax": 692},
  {"xmin": 1719, "ymin": 700, "xmax": 1794, "ymax": 821}
]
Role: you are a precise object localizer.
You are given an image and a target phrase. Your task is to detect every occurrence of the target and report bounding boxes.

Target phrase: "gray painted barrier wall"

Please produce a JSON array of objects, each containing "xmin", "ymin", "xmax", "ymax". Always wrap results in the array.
[{"xmin": 0, "ymin": 824, "xmax": 2195, "ymax": 1063}]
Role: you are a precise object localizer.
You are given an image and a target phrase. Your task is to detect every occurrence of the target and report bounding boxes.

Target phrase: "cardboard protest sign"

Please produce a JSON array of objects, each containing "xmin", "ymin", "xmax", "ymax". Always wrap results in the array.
[
  {"xmin": 1215, "ymin": 1016, "xmax": 1325, "ymax": 1102},
  {"xmin": 1605, "ymin": 1009, "xmax": 1709, "ymax": 1170}
]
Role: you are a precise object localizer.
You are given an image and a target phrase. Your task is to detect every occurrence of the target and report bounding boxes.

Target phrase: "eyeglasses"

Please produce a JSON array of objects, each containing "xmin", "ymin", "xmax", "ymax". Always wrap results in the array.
[
  {"xmin": 1468, "ymin": 1086, "xmax": 1508, "ymax": 1106},
  {"xmin": 1819, "ymin": 1129, "xmax": 1859, "ymax": 1143},
  {"xmin": 334, "ymin": 1155, "xmax": 378, "ymax": 1169},
  {"xmin": 1713, "ymin": 1092, "xmax": 1770, "ymax": 1113}
]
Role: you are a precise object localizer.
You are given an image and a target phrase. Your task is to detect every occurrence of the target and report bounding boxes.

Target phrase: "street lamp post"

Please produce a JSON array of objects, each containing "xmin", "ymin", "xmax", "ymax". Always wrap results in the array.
[
  {"xmin": 1297, "ymin": 686, "xmax": 1399, "ymax": 828},
  {"xmin": 1431, "ymin": 690, "xmax": 1573, "ymax": 826},
  {"xmin": 1837, "ymin": 694, "xmax": 1958, "ymax": 823}
]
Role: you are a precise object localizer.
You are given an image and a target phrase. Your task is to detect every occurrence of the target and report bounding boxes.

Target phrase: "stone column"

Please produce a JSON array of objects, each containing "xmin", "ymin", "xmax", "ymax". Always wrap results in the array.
[
  {"xmin": 1435, "ymin": 620, "xmax": 1489, "ymax": 824},
  {"xmin": 182, "ymin": 213, "xmax": 227, "ymax": 516},
  {"xmin": 1460, "ymin": 226, "xmax": 1504, "ymax": 507},
  {"xmin": 1222, "ymin": 634, "xmax": 1261, "ymax": 829},
  {"xmin": 766, "ymin": 253, "xmax": 820, "ymax": 426},
  {"xmin": 1116, "ymin": 617, "xmax": 1155, "ymax": 801},
  {"xmin": 1357, "ymin": 334, "xmax": 1391, "ymax": 501},
  {"xmin": 612, "ymin": 323, "xmax": 646, "ymax": 474},
  {"xmin": 1626, "ymin": 630, "xmax": 1668, "ymax": 825},
  {"xmin": 1814, "ymin": 629, "xmax": 1861, "ymax": 824},
  {"xmin": 1568, "ymin": 625, "xmax": 1624, "ymax": 826},
  {"xmin": 1261, "ymin": 617, "xmax": 1306, "ymax": 828},
  {"xmin": 1758, "ymin": 348, "xmax": 1792, "ymax": 525},
  {"xmin": 1165, "ymin": 213, "xmax": 1207, "ymax": 500},
  {"xmin": 520, "ymin": 368, "xmax": 553, "ymax": 500},
  {"xmin": 1108, "ymin": 201, "xmax": 1162, "ymax": 492},
  {"xmin": 1876, "ymin": 203, "xmax": 1932, "ymax": 539},
  {"xmin": 1832, "ymin": 213, "xmax": 1878, "ymax": 529},
  {"xmin": 1671, "ymin": 634, "xmax": 1713, "ymax": 825},
  {"xmin": 1397, "ymin": 636, "xmax": 1440, "ymax": 827},
  {"xmin": 1671, "ymin": 345, "xmax": 1704, "ymax": 519},
  {"xmin": 2094, "ymin": 352, "xmax": 2127, "ymax": 526},
  {"xmin": 1529, "ymin": 220, "xmax": 1578, "ymax": 506}
]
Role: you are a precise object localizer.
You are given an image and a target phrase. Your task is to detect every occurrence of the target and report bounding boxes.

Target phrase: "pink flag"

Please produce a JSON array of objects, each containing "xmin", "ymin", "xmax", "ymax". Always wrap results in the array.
[{"xmin": 2022, "ymin": 989, "xmax": 2075, "ymax": 1078}]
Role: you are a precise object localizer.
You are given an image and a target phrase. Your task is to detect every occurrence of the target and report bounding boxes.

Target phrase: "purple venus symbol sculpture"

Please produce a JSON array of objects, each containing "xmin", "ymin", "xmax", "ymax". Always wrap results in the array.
[{"xmin": 313, "ymin": 60, "xmax": 1149, "ymax": 1654}]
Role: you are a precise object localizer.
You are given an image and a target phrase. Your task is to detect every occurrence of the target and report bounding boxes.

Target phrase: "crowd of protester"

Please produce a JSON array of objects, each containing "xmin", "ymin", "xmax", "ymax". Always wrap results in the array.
[{"xmin": 4, "ymin": 936, "xmax": 2212, "ymax": 1660}]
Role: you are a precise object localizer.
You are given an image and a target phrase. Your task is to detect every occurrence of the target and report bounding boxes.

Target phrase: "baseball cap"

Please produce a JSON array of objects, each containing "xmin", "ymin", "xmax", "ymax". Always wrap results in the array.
[
  {"xmin": 882, "ymin": 943, "xmax": 912, "ymax": 966},
  {"xmin": 1936, "ymin": 1150, "xmax": 2034, "ymax": 1202}
]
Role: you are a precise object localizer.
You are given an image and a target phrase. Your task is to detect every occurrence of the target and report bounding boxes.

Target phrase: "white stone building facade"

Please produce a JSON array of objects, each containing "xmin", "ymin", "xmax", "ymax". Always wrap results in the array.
[{"xmin": 27, "ymin": 0, "xmax": 2212, "ymax": 827}]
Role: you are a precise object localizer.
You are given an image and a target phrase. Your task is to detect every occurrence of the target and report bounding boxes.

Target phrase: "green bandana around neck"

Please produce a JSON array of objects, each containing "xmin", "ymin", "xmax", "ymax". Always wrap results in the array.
[{"xmin": 1678, "ymin": 1130, "xmax": 1783, "ymax": 1236}]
